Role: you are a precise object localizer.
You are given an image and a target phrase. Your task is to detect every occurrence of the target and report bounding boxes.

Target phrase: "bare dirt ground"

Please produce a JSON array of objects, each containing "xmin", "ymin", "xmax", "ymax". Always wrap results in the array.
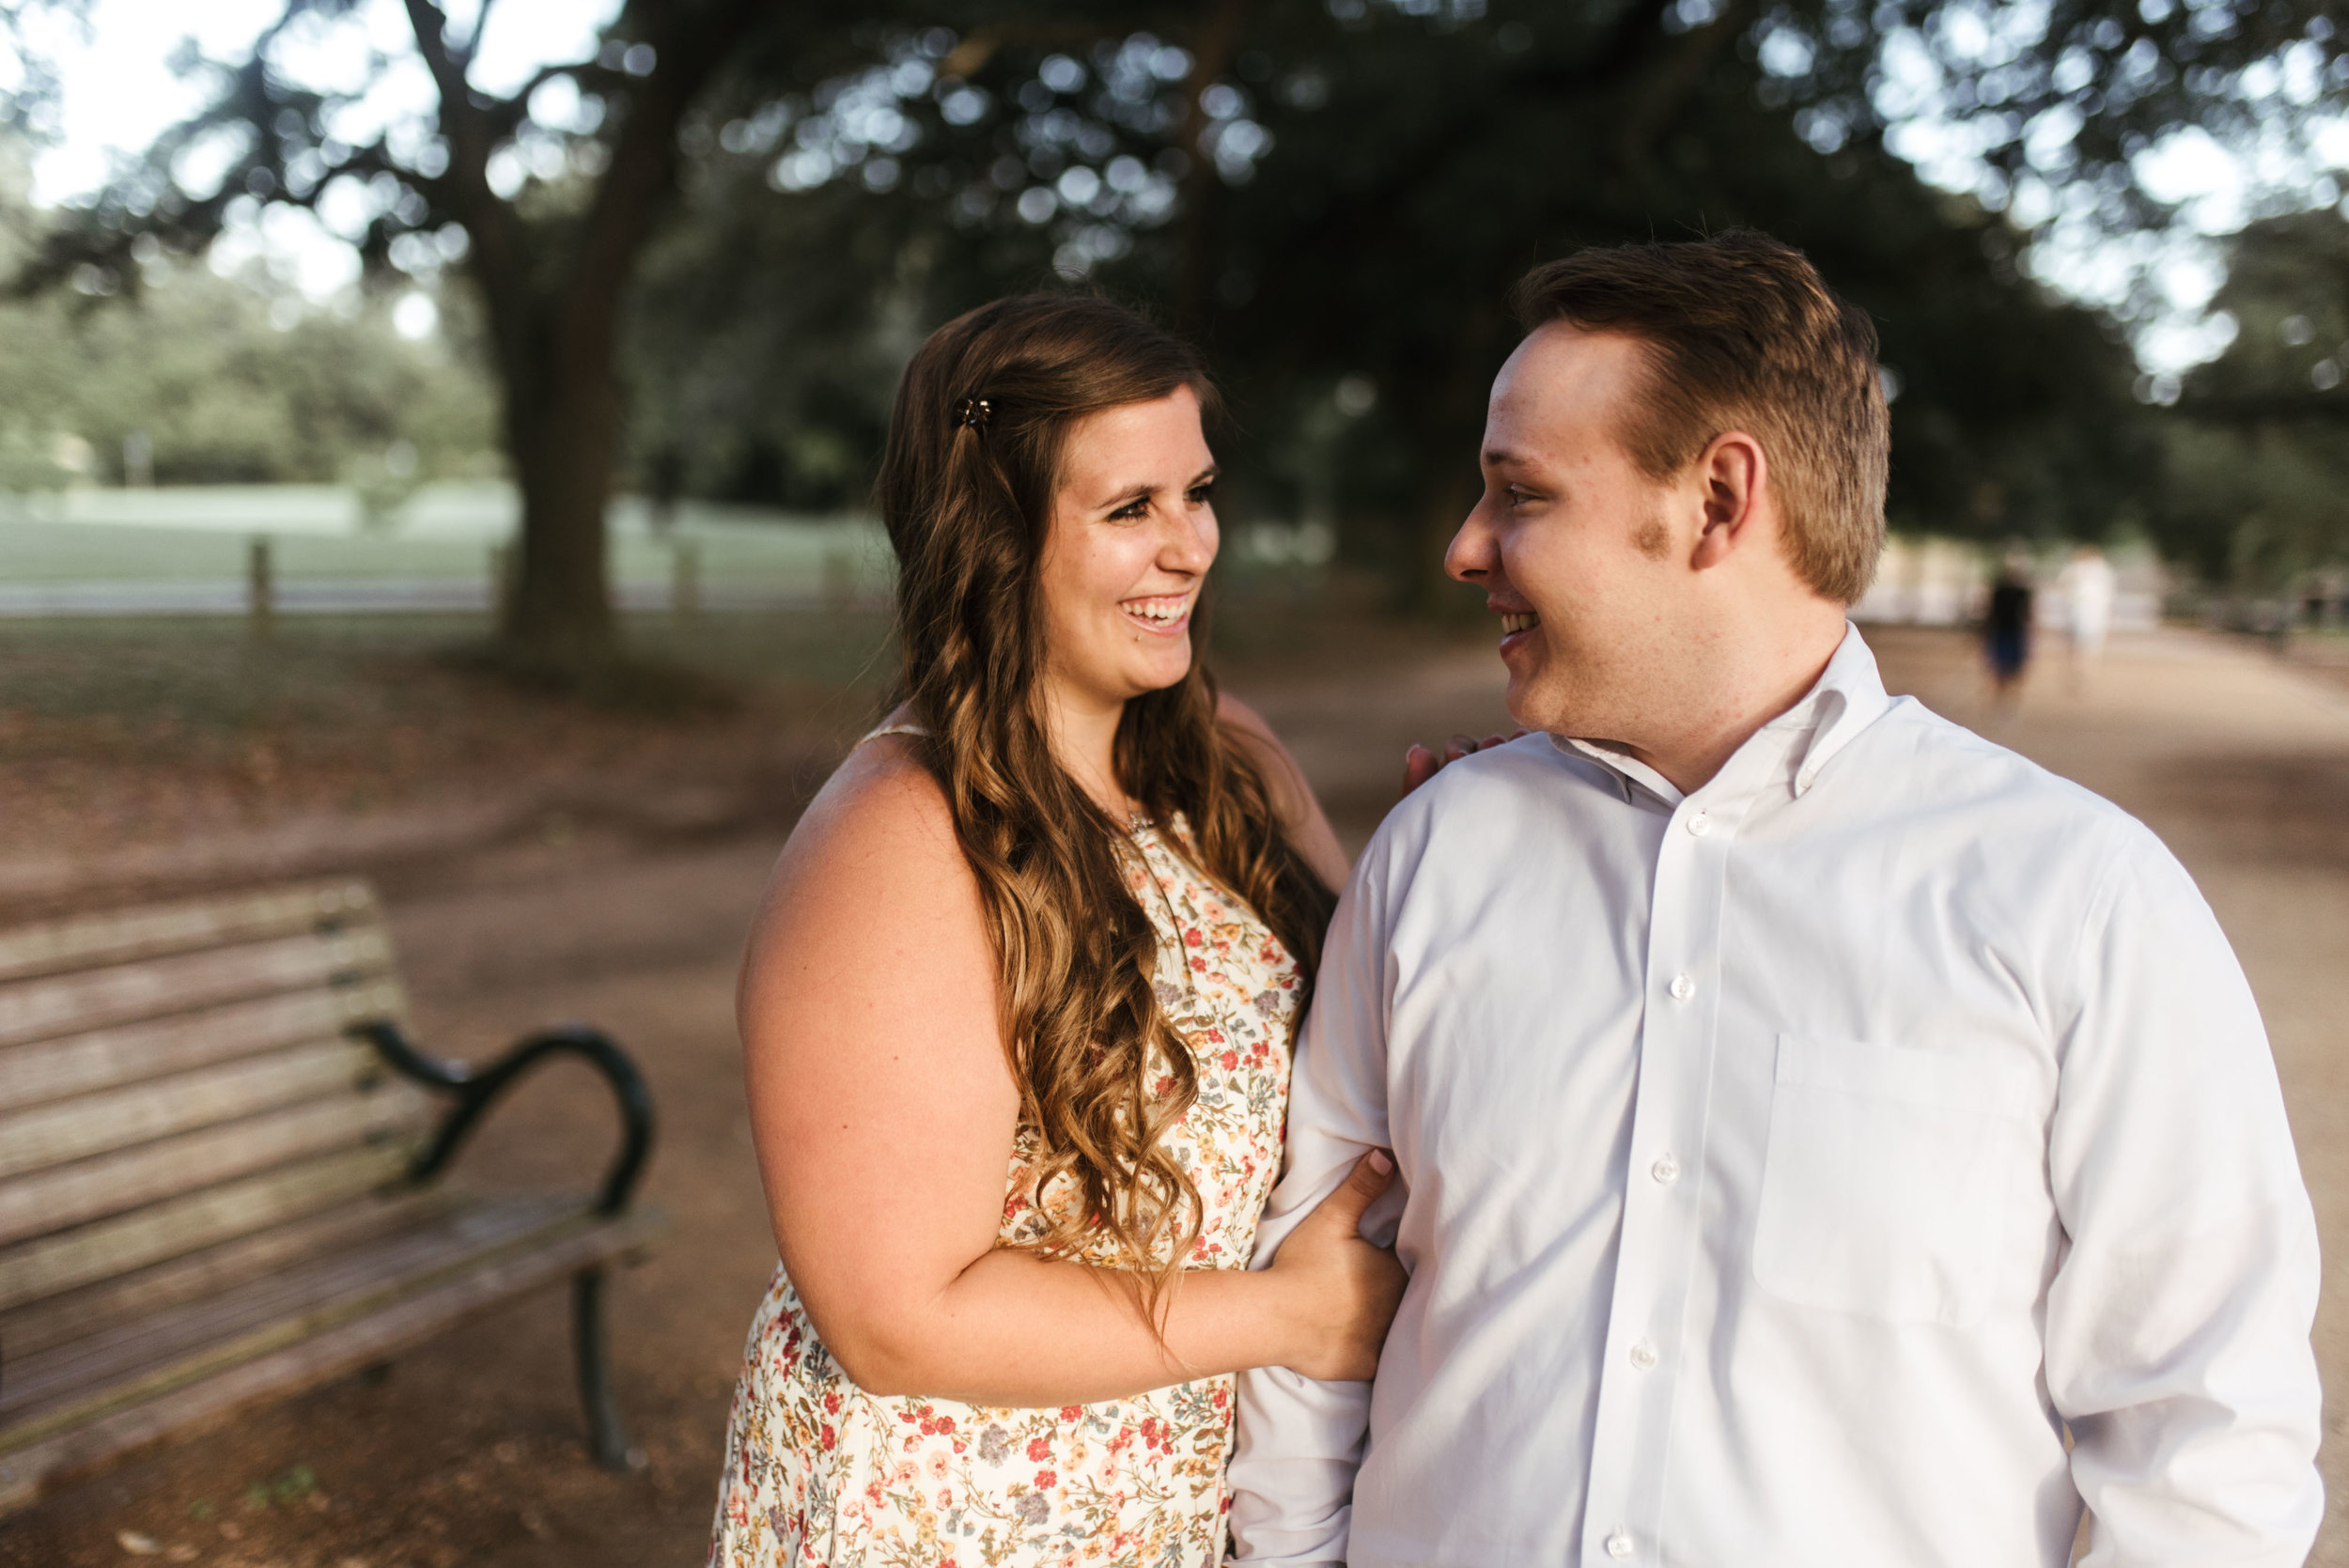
[{"xmin": 4, "ymin": 614, "xmax": 2347, "ymax": 1567}]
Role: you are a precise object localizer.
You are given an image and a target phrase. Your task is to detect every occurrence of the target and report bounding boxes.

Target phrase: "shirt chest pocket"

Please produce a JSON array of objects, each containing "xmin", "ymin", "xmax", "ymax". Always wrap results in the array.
[{"xmin": 1751, "ymin": 1032, "xmax": 2043, "ymax": 1328}]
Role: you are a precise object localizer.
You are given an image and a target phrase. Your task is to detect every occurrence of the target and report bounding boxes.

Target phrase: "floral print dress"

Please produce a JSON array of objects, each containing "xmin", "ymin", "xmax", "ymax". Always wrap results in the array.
[{"xmin": 710, "ymin": 811, "xmax": 1302, "ymax": 1568}]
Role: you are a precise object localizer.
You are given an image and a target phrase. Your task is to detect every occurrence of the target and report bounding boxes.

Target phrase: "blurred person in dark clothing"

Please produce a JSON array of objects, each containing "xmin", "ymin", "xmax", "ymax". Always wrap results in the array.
[{"xmin": 1984, "ymin": 553, "xmax": 2035, "ymax": 713}]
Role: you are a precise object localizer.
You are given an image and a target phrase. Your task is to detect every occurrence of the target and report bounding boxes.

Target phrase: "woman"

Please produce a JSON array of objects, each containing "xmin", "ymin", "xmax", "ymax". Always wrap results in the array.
[{"xmin": 709, "ymin": 295, "xmax": 1406, "ymax": 1567}]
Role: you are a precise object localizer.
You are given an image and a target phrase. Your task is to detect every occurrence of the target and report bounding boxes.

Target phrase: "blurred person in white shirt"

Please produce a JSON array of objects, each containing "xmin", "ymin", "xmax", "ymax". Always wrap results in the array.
[
  {"xmin": 1227, "ymin": 231, "xmax": 2322, "ymax": 1568},
  {"xmin": 2059, "ymin": 544, "xmax": 2120, "ymax": 686}
]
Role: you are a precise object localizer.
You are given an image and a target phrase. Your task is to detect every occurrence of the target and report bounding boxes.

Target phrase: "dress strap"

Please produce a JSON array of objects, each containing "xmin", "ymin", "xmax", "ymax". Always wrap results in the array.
[{"xmin": 856, "ymin": 722, "xmax": 929, "ymax": 748}]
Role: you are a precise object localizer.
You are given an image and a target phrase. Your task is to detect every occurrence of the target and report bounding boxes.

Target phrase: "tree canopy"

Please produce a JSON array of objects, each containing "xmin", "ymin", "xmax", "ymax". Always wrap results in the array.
[
  {"xmin": 4, "ymin": 0, "xmax": 2343, "ymax": 642},
  {"xmin": 2161, "ymin": 209, "xmax": 2349, "ymax": 587}
]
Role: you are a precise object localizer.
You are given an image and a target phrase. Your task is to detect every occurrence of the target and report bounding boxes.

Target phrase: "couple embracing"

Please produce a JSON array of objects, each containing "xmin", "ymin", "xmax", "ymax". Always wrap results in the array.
[{"xmin": 709, "ymin": 233, "xmax": 2323, "ymax": 1568}]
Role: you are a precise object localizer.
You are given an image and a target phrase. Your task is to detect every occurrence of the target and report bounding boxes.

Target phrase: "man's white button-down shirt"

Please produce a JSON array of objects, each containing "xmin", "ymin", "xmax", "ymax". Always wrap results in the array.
[{"xmin": 1229, "ymin": 627, "xmax": 2322, "ymax": 1568}]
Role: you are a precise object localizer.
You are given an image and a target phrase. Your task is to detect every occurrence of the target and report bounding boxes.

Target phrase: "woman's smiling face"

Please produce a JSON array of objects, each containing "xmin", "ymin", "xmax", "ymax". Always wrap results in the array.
[{"xmin": 1035, "ymin": 383, "xmax": 1220, "ymax": 717}]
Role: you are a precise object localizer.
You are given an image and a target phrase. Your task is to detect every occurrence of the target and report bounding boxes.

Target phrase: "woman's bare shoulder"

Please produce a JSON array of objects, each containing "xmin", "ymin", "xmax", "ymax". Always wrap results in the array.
[{"xmin": 775, "ymin": 734, "xmax": 969, "ymax": 899}]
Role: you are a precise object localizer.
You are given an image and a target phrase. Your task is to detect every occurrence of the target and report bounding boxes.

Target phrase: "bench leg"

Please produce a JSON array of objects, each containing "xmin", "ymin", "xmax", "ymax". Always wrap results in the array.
[{"xmin": 571, "ymin": 1266, "xmax": 636, "ymax": 1470}]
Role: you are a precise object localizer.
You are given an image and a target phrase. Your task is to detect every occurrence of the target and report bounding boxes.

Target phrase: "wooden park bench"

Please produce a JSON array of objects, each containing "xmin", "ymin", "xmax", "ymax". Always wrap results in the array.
[{"xmin": 0, "ymin": 878, "xmax": 663, "ymax": 1515}]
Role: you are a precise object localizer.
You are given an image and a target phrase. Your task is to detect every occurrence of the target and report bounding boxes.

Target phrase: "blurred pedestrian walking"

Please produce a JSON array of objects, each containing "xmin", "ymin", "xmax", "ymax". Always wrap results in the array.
[
  {"xmin": 1984, "ymin": 551, "xmax": 2035, "ymax": 716},
  {"xmin": 2057, "ymin": 544, "xmax": 2117, "ymax": 690}
]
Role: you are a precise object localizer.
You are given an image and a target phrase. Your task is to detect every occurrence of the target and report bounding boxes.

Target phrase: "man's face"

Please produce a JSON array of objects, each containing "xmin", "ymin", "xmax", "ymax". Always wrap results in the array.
[{"xmin": 1445, "ymin": 322, "xmax": 1700, "ymax": 740}]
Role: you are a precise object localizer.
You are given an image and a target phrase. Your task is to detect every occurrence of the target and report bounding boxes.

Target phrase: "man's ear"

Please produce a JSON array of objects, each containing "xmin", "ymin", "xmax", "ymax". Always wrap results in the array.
[{"xmin": 1689, "ymin": 431, "xmax": 1767, "ymax": 571}]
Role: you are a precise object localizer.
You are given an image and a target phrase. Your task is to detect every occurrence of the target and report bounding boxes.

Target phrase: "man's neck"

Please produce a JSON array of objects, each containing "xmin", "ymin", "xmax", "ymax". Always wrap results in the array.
[{"xmin": 1608, "ymin": 615, "xmax": 1848, "ymax": 796}]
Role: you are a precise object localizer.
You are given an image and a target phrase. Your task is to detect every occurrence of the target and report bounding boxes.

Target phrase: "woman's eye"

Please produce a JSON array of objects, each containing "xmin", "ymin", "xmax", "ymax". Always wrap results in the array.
[
  {"xmin": 1186, "ymin": 482, "xmax": 1216, "ymax": 507},
  {"xmin": 1108, "ymin": 498, "xmax": 1150, "ymax": 520}
]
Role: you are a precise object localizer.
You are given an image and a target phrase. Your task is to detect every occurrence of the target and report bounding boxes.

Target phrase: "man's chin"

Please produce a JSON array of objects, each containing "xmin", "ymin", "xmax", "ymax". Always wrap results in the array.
[
  {"xmin": 1501, "ymin": 676, "xmax": 1557, "ymax": 737},
  {"xmin": 1501, "ymin": 667, "xmax": 1585, "ymax": 739}
]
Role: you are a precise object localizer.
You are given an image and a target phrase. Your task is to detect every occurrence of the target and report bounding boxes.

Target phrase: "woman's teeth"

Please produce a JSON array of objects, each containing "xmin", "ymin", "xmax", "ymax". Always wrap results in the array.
[
  {"xmin": 1124, "ymin": 597, "xmax": 1190, "ymax": 629},
  {"xmin": 1501, "ymin": 612, "xmax": 1541, "ymax": 635}
]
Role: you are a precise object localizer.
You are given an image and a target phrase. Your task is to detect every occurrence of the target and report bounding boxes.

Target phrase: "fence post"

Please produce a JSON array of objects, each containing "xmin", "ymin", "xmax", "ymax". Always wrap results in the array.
[
  {"xmin": 672, "ymin": 536, "xmax": 701, "ymax": 621},
  {"xmin": 490, "ymin": 542, "xmax": 511, "ymax": 620},
  {"xmin": 247, "ymin": 536, "xmax": 273, "ymax": 641}
]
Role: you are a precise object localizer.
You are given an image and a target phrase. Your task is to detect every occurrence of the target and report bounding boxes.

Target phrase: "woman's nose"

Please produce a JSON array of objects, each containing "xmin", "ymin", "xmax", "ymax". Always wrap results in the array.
[{"xmin": 1163, "ymin": 509, "xmax": 1217, "ymax": 573}]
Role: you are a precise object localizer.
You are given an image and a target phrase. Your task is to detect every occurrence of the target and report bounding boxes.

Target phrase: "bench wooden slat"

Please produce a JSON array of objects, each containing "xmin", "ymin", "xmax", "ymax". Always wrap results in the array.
[
  {"xmin": 0, "ymin": 876, "xmax": 663, "ymax": 1515},
  {"xmin": 0, "ymin": 1144, "xmax": 414, "ymax": 1312},
  {"xmin": 0, "ymin": 929, "xmax": 395, "ymax": 1052},
  {"xmin": 0, "ymin": 1038, "xmax": 395, "ymax": 1182},
  {"xmin": 0, "ymin": 982, "xmax": 404, "ymax": 1116},
  {"xmin": 0, "ymin": 1205, "xmax": 661, "ymax": 1510},
  {"xmin": 0, "ymin": 1087, "xmax": 430, "ymax": 1249},
  {"xmin": 3, "ymin": 1193, "xmax": 586, "ymax": 1421},
  {"xmin": 0, "ymin": 1189, "xmax": 459, "ymax": 1360},
  {"xmin": 0, "ymin": 882, "xmax": 377, "ymax": 987}
]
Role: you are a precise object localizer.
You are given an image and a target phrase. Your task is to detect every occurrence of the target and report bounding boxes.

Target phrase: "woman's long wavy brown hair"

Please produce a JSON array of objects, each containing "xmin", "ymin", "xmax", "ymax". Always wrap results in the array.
[{"xmin": 876, "ymin": 295, "xmax": 1336, "ymax": 1322}]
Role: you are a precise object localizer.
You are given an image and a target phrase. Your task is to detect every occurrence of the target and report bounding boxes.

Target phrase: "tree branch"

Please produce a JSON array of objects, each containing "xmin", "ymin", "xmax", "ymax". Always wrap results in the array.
[
  {"xmin": 1174, "ymin": 0, "xmax": 1250, "ymax": 327},
  {"xmin": 1613, "ymin": 0, "xmax": 1760, "ymax": 166},
  {"xmin": 553, "ymin": 0, "xmax": 773, "ymax": 365}
]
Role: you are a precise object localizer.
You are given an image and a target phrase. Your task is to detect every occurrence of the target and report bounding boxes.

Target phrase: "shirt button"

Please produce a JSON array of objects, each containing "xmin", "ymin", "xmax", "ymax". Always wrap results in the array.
[
  {"xmin": 1629, "ymin": 1339, "xmax": 1658, "ymax": 1370},
  {"xmin": 1686, "ymin": 810, "xmax": 1711, "ymax": 836},
  {"xmin": 1668, "ymin": 972, "xmax": 1695, "ymax": 1002},
  {"xmin": 1606, "ymin": 1530, "xmax": 1635, "ymax": 1559},
  {"xmin": 1651, "ymin": 1154, "xmax": 1680, "ymax": 1185}
]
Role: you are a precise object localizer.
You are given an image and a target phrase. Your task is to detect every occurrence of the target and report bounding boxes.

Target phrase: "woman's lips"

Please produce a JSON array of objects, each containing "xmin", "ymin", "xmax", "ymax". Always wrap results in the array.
[{"xmin": 1122, "ymin": 595, "xmax": 1193, "ymax": 634}]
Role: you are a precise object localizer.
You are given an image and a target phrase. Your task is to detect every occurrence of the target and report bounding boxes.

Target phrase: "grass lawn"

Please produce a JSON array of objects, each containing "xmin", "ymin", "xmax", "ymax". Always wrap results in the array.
[{"xmin": 0, "ymin": 511, "xmax": 893, "ymax": 596}]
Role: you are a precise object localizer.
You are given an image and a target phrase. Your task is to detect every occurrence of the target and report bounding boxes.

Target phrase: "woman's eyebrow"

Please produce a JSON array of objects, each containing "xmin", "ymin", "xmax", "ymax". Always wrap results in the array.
[{"xmin": 1189, "ymin": 464, "xmax": 1220, "ymax": 488}]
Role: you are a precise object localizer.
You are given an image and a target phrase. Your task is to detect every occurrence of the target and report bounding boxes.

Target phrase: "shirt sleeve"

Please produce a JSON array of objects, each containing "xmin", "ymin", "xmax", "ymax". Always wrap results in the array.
[
  {"xmin": 1227, "ymin": 848, "xmax": 1404, "ymax": 1566},
  {"xmin": 2046, "ymin": 831, "xmax": 2324, "ymax": 1565}
]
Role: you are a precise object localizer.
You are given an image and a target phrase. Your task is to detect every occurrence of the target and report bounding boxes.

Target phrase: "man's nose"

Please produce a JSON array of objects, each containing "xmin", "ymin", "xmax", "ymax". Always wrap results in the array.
[{"xmin": 1444, "ymin": 501, "xmax": 1495, "ymax": 583}]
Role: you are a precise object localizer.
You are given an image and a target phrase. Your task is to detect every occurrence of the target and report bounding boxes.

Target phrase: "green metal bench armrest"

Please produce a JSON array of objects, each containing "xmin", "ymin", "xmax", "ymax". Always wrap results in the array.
[{"xmin": 355, "ymin": 1021, "xmax": 655, "ymax": 1217}]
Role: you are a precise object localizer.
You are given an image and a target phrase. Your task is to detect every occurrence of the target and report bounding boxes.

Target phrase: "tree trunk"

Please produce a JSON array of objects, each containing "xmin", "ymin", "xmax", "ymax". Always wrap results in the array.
[
  {"xmin": 504, "ymin": 369, "xmax": 621, "ymax": 664},
  {"xmin": 481, "ymin": 259, "xmax": 629, "ymax": 667}
]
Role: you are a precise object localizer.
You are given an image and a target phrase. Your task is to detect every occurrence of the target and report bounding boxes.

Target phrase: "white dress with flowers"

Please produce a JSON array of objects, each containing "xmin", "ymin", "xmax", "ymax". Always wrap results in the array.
[{"xmin": 709, "ymin": 811, "xmax": 1301, "ymax": 1568}]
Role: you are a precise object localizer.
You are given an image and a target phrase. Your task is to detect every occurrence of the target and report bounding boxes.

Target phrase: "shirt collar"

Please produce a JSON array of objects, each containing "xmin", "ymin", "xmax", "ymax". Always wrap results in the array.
[{"xmin": 1551, "ymin": 622, "xmax": 1892, "ymax": 808}]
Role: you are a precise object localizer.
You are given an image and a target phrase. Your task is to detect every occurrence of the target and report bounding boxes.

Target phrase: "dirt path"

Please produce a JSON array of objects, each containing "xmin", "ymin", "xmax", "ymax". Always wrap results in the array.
[{"xmin": 6, "ymin": 623, "xmax": 2346, "ymax": 1567}]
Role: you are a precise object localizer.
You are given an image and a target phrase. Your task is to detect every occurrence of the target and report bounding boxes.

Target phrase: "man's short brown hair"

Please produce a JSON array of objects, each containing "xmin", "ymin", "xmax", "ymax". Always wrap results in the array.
[{"xmin": 1508, "ymin": 230, "xmax": 1889, "ymax": 604}]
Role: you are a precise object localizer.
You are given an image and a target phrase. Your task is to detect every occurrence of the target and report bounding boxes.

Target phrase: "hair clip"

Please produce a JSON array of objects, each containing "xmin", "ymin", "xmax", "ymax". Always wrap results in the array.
[{"xmin": 955, "ymin": 396, "xmax": 993, "ymax": 430}]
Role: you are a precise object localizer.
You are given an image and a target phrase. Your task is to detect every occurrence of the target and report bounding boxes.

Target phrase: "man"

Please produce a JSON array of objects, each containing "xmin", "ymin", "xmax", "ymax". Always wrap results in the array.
[{"xmin": 1227, "ymin": 232, "xmax": 2321, "ymax": 1566}]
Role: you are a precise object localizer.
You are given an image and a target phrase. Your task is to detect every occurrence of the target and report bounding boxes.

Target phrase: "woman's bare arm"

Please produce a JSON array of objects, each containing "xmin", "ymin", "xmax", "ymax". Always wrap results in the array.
[
  {"xmin": 739, "ymin": 738, "xmax": 1395, "ymax": 1407},
  {"xmin": 1215, "ymin": 692, "xmax": 1350, "ymax": 889}
]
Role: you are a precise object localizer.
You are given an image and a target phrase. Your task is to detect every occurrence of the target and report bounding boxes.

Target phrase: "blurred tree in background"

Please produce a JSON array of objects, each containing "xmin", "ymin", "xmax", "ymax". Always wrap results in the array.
[
  {"xmin": 630, "ymin": 0, "xmax": 2339, "ymax": 601},
  {"xmin": 2165, "ymin": 210, "xmax": 2349, "ymax": 591},
  {"xmin": 3, "ymin": 0, "xmax": 2343, "ymax": 653},
  {"xmin": 0, "ymin": 140, "xmax": 494, "ymax": 493}
]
